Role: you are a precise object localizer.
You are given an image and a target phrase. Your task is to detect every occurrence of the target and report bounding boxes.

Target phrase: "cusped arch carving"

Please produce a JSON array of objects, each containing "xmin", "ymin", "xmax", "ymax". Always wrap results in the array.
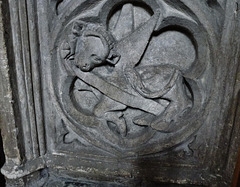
[{"xmin": 50, "ymin": 0, "xmax": 214, "ymax": 157}]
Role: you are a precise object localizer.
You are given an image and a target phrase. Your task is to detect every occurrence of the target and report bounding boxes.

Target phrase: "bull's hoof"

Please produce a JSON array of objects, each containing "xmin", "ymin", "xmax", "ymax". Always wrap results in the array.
[
  {"xmin": 150, "ymin": 119, "xmax": 171, "ymax": 132},
  {"xmin": 133, "ymin": 113, "xmax": 155, "ymax": 126}
]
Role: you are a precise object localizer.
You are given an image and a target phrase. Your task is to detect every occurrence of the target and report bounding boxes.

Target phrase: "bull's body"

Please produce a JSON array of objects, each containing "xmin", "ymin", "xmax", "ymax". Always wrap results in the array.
[{"xmin": 71, "ymin": 6, "xmax": 192, "ymax": 133}]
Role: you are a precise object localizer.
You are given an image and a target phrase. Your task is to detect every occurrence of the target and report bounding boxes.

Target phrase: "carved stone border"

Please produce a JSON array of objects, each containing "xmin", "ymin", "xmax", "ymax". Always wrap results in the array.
[
  {"xmin": 0, "ymin": 0, "xmax": 46, "ymax": 181},
  {"xmin": 0, "ymin": 0, "xmax": 240, "ymax": 186}
]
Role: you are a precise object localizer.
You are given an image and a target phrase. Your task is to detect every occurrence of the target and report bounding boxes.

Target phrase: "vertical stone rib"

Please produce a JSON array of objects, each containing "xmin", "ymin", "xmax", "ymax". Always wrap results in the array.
[
  {"xmin": 8, "ymin": 0, "xmax": 33, "ymax": 160},
  {"xmin": 26, "ymin": 0, "xmax": 46, "ymax": 156},
  {"xmin": 18, "ymin": 0, "xmax": 39, "ymax": 158}
]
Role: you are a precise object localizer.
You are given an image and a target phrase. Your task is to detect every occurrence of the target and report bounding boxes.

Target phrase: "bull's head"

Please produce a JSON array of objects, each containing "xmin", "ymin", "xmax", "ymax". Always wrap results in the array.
[{"xmin": 72, "ymin": 21, "xmax": 120, "ymax": 72}]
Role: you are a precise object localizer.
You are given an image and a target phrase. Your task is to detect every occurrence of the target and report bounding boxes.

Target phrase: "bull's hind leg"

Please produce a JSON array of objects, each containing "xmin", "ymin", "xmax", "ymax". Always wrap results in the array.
[{"xmin": 151, "ymin": 75, "xmax": 192, "ymax": 132}]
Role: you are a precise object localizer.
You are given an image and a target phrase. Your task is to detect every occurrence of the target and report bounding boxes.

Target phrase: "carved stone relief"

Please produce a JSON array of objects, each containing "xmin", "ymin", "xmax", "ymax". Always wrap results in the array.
[
  {"xmin": 51, "ymin": 0, "xmax": 212, "ymax": 157},
  {"xmin": 1, "ymin": 0, "xmax": 240, "ymax": 186}
]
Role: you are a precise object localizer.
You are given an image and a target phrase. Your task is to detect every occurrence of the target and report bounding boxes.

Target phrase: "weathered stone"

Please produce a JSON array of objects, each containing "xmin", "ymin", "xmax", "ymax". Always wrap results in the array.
[{"xmin": 0, "ymin": 0, "xmax": 240, "ymax": 186}]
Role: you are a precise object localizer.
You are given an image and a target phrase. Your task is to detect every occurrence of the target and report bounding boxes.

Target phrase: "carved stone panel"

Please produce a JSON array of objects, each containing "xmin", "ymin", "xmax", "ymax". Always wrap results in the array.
[{"xmin": 0, "ymin": 0, "xmax": 240, "ymax": 186}]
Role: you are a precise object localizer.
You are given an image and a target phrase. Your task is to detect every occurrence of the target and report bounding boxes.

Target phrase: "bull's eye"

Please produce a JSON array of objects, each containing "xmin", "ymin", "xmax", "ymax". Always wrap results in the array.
[{"xmin": 91, "ymin": 54, "xmax": 102, "ymax": 64}]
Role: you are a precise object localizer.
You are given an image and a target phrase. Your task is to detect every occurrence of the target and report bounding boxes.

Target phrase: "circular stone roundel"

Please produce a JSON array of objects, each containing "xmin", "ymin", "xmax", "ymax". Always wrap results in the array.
[{"xmin": 51, "ymin": 0, "xmax": 212, "ymax": 157}]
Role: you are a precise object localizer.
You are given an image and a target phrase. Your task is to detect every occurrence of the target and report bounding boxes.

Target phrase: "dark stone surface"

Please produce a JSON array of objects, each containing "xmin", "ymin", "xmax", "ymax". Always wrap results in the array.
[
  {"xmin": 0, "ymin": 0, "xmax": 240, "ymax": 186},
  {"xmin": 0, "ymin": 131, "xmax": 5, "ymax": 187}
]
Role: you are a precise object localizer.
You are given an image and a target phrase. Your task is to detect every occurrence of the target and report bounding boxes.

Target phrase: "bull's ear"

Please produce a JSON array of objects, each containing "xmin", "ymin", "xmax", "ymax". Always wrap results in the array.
[
  {"xmin": 106, "ymin": 51, "xmax": 121, "ymax": 65},
  {"xmin": 72, "ymin": 20, "xmax": 86, "ymax": 36}
]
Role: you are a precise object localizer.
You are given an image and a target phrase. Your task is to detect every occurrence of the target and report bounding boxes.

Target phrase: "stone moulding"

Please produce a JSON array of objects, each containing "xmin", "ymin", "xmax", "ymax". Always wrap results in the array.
[{"xmin": 0, "ymin": 0, "xmax": 240, "ymax": 186}]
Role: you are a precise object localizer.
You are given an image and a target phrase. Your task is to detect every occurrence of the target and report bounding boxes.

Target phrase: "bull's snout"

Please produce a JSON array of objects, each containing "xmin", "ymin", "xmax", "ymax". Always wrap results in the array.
[
  {"xmin": 76, "ymin": 53, "xmax": 93, "ymax": 72},
  {"xmin": 78, "ymin": 62, "xmax": 93, "ymax": 72}
]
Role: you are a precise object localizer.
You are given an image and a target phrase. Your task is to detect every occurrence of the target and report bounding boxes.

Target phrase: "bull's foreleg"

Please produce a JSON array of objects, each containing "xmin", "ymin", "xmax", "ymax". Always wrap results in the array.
[
  {"xmin": 104, "ymin": 112, "xmax": 127, "ymax": 137},
  {"xmin": 94, "ymin": 96, "xmax": 127, "ymax": 136}
]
